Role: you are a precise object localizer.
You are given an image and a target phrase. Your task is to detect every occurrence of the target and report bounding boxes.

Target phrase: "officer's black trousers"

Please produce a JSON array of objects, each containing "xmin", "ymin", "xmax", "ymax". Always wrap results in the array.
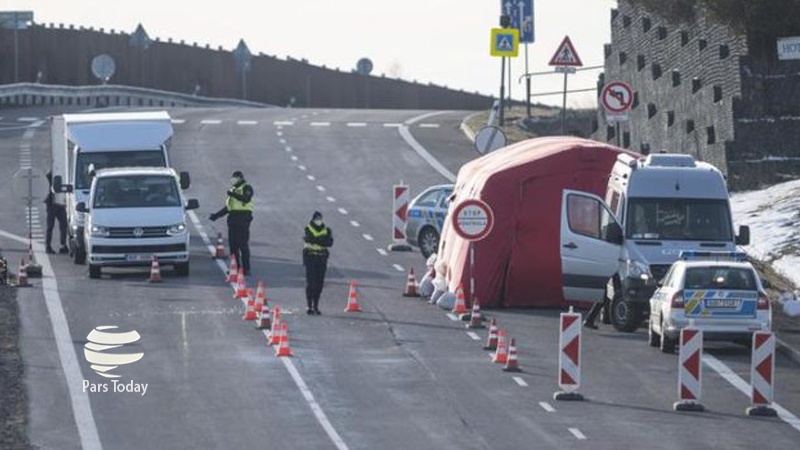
[
  {"xmin": 46, "ymin": 204, "xmax": 68, "ymax": 248},
  {"xmin": 228, "ymin": 219, "xmax": 251, "ymax": 273},
  {"xmin": 305, "ymin": 254, "xmax": 328, "ymax": 311}
]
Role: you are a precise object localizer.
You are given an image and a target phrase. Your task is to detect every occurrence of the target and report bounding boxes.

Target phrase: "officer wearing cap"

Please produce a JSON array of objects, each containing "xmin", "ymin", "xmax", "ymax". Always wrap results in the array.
[
  {"xmin": 209, "ymin": 171, "xmax": 254, "ymax": 275},
  {"xmin": 303, "ymin": 211, "xmax": 333, "ymax": 315}
]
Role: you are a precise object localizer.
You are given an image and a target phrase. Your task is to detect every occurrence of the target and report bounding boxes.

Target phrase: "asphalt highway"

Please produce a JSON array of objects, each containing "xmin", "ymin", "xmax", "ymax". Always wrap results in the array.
[{"xmin": 1, "ymin": 106, "xmax": 799, "ymax": 450}]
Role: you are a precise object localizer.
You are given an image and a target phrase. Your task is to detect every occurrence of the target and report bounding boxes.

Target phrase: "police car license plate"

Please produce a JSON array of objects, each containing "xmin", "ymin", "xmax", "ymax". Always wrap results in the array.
[
  {"xmin": 126, "ymin": 254, "xmax": 150, "ymax": 262},
  {"xmin": 706, "ymin": 298, "xmax": 739, "ymax": 308}
]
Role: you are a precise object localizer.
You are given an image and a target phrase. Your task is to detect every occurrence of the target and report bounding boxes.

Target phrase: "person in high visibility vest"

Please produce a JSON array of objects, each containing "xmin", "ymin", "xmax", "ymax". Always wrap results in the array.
[
  {"xmin": 303, "ymin": 211, "xmax": 333, "ymax": 315},
  {"xmin": 209, "ymin": 171, "xmax": 254, "ymax": 275},
  {"xmin": 44, "ymin": 171, "xmax": 69, "ymax": 254}
]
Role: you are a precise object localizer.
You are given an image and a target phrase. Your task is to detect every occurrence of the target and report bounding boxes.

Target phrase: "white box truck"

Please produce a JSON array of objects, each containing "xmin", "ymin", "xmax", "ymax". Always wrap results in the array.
[
  {"xmin": 76, "ymin": 167, "xmax": 198, "ymax": 278},
  {"xmin": 49, "ymin": 111, "xmax": 188, "ymax": 264},
  {"xmin": 560, "ymin": 153, "xmax": 750, "ymax": 331}
]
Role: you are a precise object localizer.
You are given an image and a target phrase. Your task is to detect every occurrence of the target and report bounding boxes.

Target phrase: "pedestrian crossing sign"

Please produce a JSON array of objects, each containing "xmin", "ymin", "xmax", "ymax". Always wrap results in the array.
[
  {"xmin": 490, "ymin": 28, "xmax": 519, "ymax": 57},
  {"xmin": 548, "ymin": 36, "xmax": 583, "ymax": 67}
]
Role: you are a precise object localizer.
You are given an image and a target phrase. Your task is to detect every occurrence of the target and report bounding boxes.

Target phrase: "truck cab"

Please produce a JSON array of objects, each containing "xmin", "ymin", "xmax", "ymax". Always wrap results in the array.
[
  {"xmin": 560, "ymin": 153, "xmax": 749, "ymax": 332},
  {"xmin": 76, "ymin": 167, "xmax": 198, "ymax": 279}
]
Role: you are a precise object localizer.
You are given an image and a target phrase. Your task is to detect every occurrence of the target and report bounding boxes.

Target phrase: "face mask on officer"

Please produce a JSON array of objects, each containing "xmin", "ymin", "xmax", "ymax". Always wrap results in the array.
[
  {"xmin": 314, "ymin": 219, "xmax": 323, "ymax": 226},
  {"xmin": 230, "ymin": 177, "xmax": 239, "ymax": 186}
]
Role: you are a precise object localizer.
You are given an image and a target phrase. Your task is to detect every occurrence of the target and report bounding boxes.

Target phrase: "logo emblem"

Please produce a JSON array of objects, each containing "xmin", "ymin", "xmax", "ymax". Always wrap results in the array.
[
  {"xmin": 84, "ymin": 326, "xmax": 144, "ymax": 379},
  {"xmin": 133, "ymin": 227, "xmax": 144, "ymax": 238}
]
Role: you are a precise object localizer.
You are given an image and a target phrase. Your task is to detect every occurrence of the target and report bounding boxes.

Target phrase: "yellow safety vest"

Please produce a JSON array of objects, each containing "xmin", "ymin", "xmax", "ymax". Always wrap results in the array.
[
  {"xmin": 304, "ymin": 225, "xmax": 329, "ymax": 254},
  {"xmin": 226, "ymin": 183, "xmax": 253, "ymax": 212}
]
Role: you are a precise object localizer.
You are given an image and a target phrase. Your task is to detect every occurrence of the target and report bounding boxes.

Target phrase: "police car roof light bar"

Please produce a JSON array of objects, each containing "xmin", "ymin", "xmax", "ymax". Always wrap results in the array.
[{"xmin": 679, "ymin": 250, "xmax": 748, "ymax": 262}]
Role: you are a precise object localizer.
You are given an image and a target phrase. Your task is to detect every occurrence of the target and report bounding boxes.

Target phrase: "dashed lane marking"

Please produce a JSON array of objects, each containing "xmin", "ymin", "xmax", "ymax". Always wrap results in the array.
[
  {"xmin": 307, "ymin": 175, "xmax": 315, "ymax": 181},
  {"xmin": 418, "ymin": 123, "xmax": 440, "ymax": 128},
  {"xmin": 376, "ymin": 248, "xmax": 387, "ymax": 256},
  {"xmin": 569, "ymin": 429, "xmax": 587, "ymax": 440},
  {"xmin": 201, "ymin": 119, "xmax": 221, "ymax": 125},
  {"xmin": 310, "ymin": 122, "xmax": 331, "ymax": 127},
  {"xmin": 18, "ymin": 117, "xmax": 39, "ymax": 122},
  {"xmin": 346, "ymin": 122, "xmax": 367, "ymax": 127},
  {"xmin": 350, "ymin": 221, "xmax": 360, "ymax": 227},
  {"xmin": 326, "ymin": 196, "xmax": 336, "ymax": 203},
  {"xmin": 316, "ymin": 185, "xmax": 326, "ymax": 192},
  {"xmin": 466, "ymin": 332, "xmax": 481, "ymax": 341},
  {"xmin": 392, "ymin": 264, "xmax": 405, "ymax": 272},
  {"xmin": 383, "ymin": 123, "xmax": 402, "ymax": 128},
  {"xmin": 276, "ymin": 131, "xmax": 283, "ymax": 137},
  {"xmin": 513, "ymin": 377, "xmax": 528, "ymax": 387},
  {"xmin": 171, "ymin": 119, "xmax": 185, "ymax": 125},
  {"xmin": 298, "ymin": 165, "xmax": 307, "ymax": 171},
  {"xmin": 238, "ymin": 120, "xmax": 257, "ymax": 125},
  {"xmin": 539, "ymin": 402, "xmax": 556, "ymax": 413},
  {"xmin": 362, "ymin": 234, "xmax": 374, "ymax": 241},
  {"xmin": 274, "ymin": 121, "xmax": 294, "ymax": 126},
  {"xmin": 338, "ymin": 208, "xmax": 348, "ymax": 215},
  {"xmin": 279, "ymin": 138, "xmax": 287, "ymax": 145},
  {"xmin": 291, "ymin": 155, "xmax": 298, "ymax": 161},
  {"xmin": 446, "ymin": 313, "xmax": 459, "ymax": 322},
  {"xmin": 285, "ymin": 147, "xmax": 292, "ymax": 152}
]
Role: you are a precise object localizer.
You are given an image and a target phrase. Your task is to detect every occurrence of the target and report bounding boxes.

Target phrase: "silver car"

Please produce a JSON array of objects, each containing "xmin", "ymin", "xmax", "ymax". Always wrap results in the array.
[{"xmin": 405, "ymin": 184, "xmax": 453, "ymax": 258}]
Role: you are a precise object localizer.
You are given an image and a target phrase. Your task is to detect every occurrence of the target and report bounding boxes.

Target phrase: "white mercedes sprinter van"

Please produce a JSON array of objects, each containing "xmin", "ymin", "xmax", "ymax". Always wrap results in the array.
[{"xmin": 76, "ymin": 167, "xmax": 199, "ymax": 279}]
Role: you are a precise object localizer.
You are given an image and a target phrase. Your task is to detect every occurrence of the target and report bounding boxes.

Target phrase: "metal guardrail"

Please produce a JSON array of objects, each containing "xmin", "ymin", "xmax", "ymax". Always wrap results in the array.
[{"xmin": 0, "ymin": 83, "xmax": 273, "ymax": 108}]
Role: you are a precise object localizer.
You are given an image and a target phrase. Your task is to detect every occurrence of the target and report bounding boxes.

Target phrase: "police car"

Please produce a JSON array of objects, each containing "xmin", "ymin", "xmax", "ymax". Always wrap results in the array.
[
  {"xmin": 648, "ymin": 251, "xmax": 771, "ymax": 353},
  {"xmin": 404, "ymin": 184, "xmax": 453, "ymax": 258}
]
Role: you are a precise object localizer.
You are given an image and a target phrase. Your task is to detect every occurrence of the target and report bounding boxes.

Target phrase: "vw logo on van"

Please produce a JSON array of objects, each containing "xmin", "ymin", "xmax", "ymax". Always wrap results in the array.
[{"xmin": 133, "ymin": 227, "xmax": 144, "ymax": 238}]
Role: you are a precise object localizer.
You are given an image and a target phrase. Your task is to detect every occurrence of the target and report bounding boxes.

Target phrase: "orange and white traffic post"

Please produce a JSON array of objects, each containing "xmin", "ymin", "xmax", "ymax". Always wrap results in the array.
[
  {"xmin": 503, "ymin": 338, "xmax": 521, "ymax": 372},
  {"xmin": 451, "ymin": 283, "xmax": 469, "ymax": 316},
  {"xmin": 466, "ymin": 297, "xmax": 484, "ymax": 329},
  {"xmin": 225, "ymin": 255, "xmax": 238, "ymax": 284},
  {"xmin": 234, "ymin": 267, "xmax": 248, "ymax": 299},
  {"xmin": 16, "ymin": 258, "xmax": 30, "ymax": 287},
  {"xmin": 554, "ymin": 307, "xmax": 583, "ymax": 401},
  {"xmin": 274, "ymin": 322, "xmax": 293, "ymax": 357},
  {"xmin": 149, "ymin": 255, "xmax": 162, "ymax": 283},
  {"xmin": 256, "ymin": 302, "xmax": 271, "ymax": 330},
  {"xmin": 747, "ymin": 331, "xmax": 778, "ymax": 417},
  {"xmin": 344, "ymin": 280, "xmax": 362, "ymax": 312},
  {"xmin": 492, "ymin": 330, "xmax": 509, "ymax": 364},
  {"xmin": 254, "ymin": 281, "xmax": 266, "ymax": 312},
  {"xmin": 483, "ymin": 318, "xmax": 499, "ymax": 350},
  {"xmin": 213, "ymin": 232, "xmax": 226, "ymax": 258},
  {"xmin": 242, "ymin": 289, "xmax": 257, "ymax": 321},
  {"xmin": 268, "ymin": 307, "xmax": 282, "ymax": 346},
  {"xmin": 674, "ymin": 326, "xmax": 704, "ymax": 412},
  {"xmin": 402, "ymin": 266, "xmax": 419, "ymax": 297}
]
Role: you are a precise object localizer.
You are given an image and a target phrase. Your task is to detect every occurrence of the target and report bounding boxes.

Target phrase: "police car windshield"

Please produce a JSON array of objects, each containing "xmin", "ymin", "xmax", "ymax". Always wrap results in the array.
[
  {"xmin": 93, "ymin": 175, "xmax": 180, "ymax": 208},
  {"xmin": 76, "ymin": 151, "xmax": 166, "ymax": 190},
  {"xmin": 626, "ymin": 198, "xmax": 732, "ymax": 241},
  {"xmin": 684, "ymin": 267, "xmax": 756, "ymax": 290}
]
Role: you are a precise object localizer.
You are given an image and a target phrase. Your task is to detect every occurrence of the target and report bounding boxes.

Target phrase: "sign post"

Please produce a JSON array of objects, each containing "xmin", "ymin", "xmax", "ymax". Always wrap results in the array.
[
  {"xmin": 600, "ymin": 81, "xmax": 634, "ymax": 147},
  {"xmin": 502, "ymin": 0, "xmax": 535, "ymax": 117},
  {"xmin": 452, "ymin": 199, "xmax": 495, "ymax": 304},
  {"xmin": 490, "ymin": 24, "xmax": 520, "ymax": 127},
  {"xmin": 12, "ymin": 167, "xmax": 47, "ymax": 276},
  {"xmin": 548, "ymin": 36, "xmax": 583, "ymax": 135}
]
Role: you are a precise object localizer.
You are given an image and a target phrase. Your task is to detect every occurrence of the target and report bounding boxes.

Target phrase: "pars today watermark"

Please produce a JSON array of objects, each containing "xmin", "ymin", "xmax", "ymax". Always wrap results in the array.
[{"xmin": 82, "ymin": 326, "xmax": 148, "ymax": 397}]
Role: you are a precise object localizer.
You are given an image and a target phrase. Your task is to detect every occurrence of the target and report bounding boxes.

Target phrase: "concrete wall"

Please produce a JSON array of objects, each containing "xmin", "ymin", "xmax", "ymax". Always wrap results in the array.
[{"xmin": 0, "ymin": 23, "xmax": 494, "ymax": 111}]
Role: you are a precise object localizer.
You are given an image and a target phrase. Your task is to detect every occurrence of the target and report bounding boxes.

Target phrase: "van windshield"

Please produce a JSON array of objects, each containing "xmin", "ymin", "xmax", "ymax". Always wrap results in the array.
[
  {"xmin": 76, "ymin": 151, "xmax": 166, "ymax": 190},
  {"xmin": 93, "ymin": 175, "xmax": 180, "ymax": 209},
  {"xmin": 627, "ymin": 198, "xmax": 732, "ymax": 241}
]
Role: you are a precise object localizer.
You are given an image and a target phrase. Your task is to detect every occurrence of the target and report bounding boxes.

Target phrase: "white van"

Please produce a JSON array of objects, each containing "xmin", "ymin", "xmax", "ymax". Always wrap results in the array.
[
  {"xmin": 76, "ymin": 167, "xmax": 198, "ymax": 279},
  {"xmin": 560, "ymin": 153, "xmax": 749, "ymax": 331}
]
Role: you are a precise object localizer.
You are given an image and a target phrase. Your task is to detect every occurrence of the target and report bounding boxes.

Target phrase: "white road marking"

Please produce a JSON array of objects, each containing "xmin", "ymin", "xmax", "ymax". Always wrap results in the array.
[
  {"xmin": 338, "ymin": 208, "xmax": 348, "ymax": 215},
  {"xmin": 513, "ymin": 377, "xmax": 528, "ymax": 387},
  {"xmin": 276, "ymin": 131, "xmax": 283, "ymax": 137},
  {"xmin": 383, "ymin": 123, "xmax": 402, "ymax": 128},
  {"xmin": 704, "ymin": 354, "xmax": 800, "ymax": 434},
  {"xmin": 392, "ymin": 264, "xmax": 405, "ymax": 272},
  {"xmin": 326, "ymin": 196, "xmax": 336, "ymax": 203},
  {"xmin": 298, "ymin": 165, "xmax": 307, "ymax": 171},
  {"xmin": 346, "ymin": 122, "xmax": 367, "ymax": 127},
  {"xmin": 569, "ymin": 428, "xmax": 587, "ymax": 440},
  {"xmin": 446, "ymin": 313, "xmax": 459, "ymax": 321},
  {"xmin": 171, "ymin": 119, "xmax": 185, "ymax": 125},
  {"xmin": 466, "ymin": 332, "xmax": 481, "ymax": 341},
  {"xmin": 274, "ymin": 121, "xmax": 294, "ymax": 126},
  {"xmin": 237, "ymin": 120, "xmax": 257, "ymax": 125},
  {"xmin": 186, "ymin": 211, "xmax": 349, "ymax": 450},
  {"xmin": 362, "ymin": 234, "xmax": 374, "ymax": 241},
  {"xmin": 285, "ymin": 147, "xmax": 292, "ymax": 152},
  {"xmin": 18, "ymin": 117, "xmax": 39, "ymax": 122},
  {"xmin": 0, "ymin": 229, "xmax": 103, "ymax": 450},
  {"xmin": 399, "ymin": 112, "xmax": 456, "ymax": 182},
  {"xmin": 310, "ymin": 122, "xmax": 331, "ymax": 127},
  {"xmin": 350, "ymin": 221, "xmax": 360, "ymax": 227},
  {"xmin": 201, "ymin": 119, "xmax": 221, "ymax": 125},
  {"xmin": 316, "ymin": 185, "xmax": 326, "ymax": 192},
  {"xmin": 418, "ymin": 123, "xmax": 440, "ymax": 128},
  {"xmin": 291, "ymin": 155, "xmax": 298, "ymax": 161},
  {"xmin": 279, "ymin": 138, "xmax": 287, "ymax": 145},
  {"xmin": 307, "ymin": 175, "xmax": 315, "ymax": 181},
  {"xmin": 376, "ymin": 248, "xmax": 387, "ymax": 256},
  {"xmin": 539, "ymin": 402, "xmax": 556, "ymax": 412}
]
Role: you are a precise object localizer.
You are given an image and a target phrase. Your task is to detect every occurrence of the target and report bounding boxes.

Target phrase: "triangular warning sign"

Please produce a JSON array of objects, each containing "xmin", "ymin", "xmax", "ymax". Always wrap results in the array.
[
  {"xmin": 549, "ymin": 36, "xmax": 583, "ymax": 67},
  {"xmin": 498, "ymin": 36, "xmax": 512, "ymax": 51}
]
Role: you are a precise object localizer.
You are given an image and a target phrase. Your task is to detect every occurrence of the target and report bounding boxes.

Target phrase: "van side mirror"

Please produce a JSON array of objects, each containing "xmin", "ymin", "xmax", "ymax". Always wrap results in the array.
[
  {"xmin": 185, "ymin": 199, "xmax": 199, "ymax": 210},
  {"xmin": 179, "ymin": 171, "xmax": 191, "ymax": 190},
  {"xmin": 736, "ymin": 225, "xmax": 750, "ymax": 246},
  {"xmin": 605, "ymin": 222, "xmax": 623, "ymax": 245},
  {"xmin": 75, "ymin": 202, "xmax": 88, "ymax": 213}
]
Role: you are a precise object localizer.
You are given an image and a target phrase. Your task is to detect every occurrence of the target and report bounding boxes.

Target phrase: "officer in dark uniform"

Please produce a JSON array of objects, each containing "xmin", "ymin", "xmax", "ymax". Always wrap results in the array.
[
  {"xmin": 303, "ymin": 211, "xmax": 333, "ymax": 315},
  {"xmin": 209, "ymin": 171, "xmax": 254, "ymax": 275},
  {"xmin": 44, "ymin": 171, "xmax": 69, "ymax": 254}
]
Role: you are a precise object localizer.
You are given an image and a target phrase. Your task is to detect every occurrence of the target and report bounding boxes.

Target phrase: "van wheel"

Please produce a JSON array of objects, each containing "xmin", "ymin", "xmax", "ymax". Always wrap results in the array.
[
  {"xmin": 175, "ymin": 262, "xmax": 189, "ymax": 277},
  {"xmin": 418, "ymin": 227, "xmax": 440, "ymax": 259},
  {"xmin": 610, "ymin": 292, "xmax": 644, "ymax": 332},
  {"xmin": 88, "ymin": 264, "xmax": 101, "ymax": 279}
]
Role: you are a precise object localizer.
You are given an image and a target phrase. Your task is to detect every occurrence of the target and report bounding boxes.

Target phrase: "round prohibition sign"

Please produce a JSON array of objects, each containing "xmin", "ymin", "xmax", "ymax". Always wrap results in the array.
[
  {"xmin": 600, "ymin": 81, "xmax": 634, "ymax": 114},
  {"xmin": 452, "ymin": 199, "xmax": 495, "ymax": 241}
]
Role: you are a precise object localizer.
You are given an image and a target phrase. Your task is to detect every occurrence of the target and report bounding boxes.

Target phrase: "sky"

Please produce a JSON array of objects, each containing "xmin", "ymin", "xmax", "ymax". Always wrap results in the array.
[{"xmin": 3, "ymin": 0, "xmax": 618, "ymax": 108}]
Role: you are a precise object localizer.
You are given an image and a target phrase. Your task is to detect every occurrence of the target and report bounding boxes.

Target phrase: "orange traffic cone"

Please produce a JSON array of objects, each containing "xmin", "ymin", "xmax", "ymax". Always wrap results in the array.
[
  {"xmin": 225, "ymin": 255, "xmax": 238, "ymax": 283},
  {"xmin": 256, "ymin": 302, "xmax": 271, "ymax": 330},
  {"xmin": 402, "ymin": 267, "xmax": 419, "ymax": 297},
  {"xmin": 268, "ymin": 307, "xmax": 282, "ymax": 345},
  {"xmin": 213, "ymin": 232, "xmax": 226, "ymax": 259},
  {"xmin": 242, "ymin": 289, "xmax": 257, "ymax": 321},
  {"xmin": 254, "ymin": 281, "xmax": 266, "ymax": 311},
  {"xmin": 492, "ymin": 330, "xmax": 509, "ymax": 364},
  {"xmin": 503, "ymin": 338, "xmax": 521, "ymax": 372},
  {"xmin": 451, "ymin": 284, "xmax": 468, "ymax": 315},
  {"xmin": 483, "ymin": 318, "xmax": 499, "ymax": 350},
  {"xmin": 149, "ymin": 255, "xmax": 162, "ymax": 283},
  {"xmin": 234, "ymin": 267, "xmax": 247, "ymax": 299},
  {"xmin": 274, "ymin": 322, "xmax": 293, "ymax": 357},
  {"xmin": 344, "ymin": 281, "xmax": 362, "ymax": 312},
  {"xmin": 16, "ymin": 258, "xmax": 30, "ymax": 287},
  {"xmin": 467, "ymin": 298, "xmax": 484, "ymax": 329}
]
